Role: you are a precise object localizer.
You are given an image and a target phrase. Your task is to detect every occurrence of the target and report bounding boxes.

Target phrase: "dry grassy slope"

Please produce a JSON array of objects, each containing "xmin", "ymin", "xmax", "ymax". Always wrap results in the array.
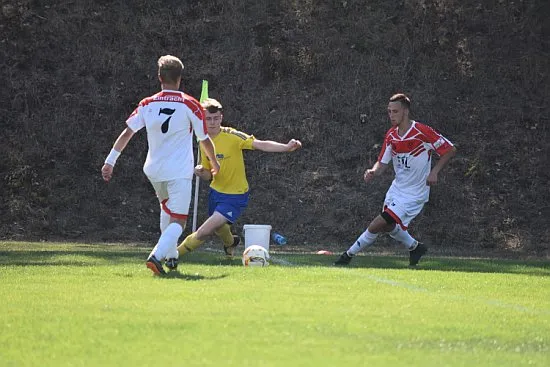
[{"xmin": 1, "ymin": 0, "xmax": 548, "ymax": 255}]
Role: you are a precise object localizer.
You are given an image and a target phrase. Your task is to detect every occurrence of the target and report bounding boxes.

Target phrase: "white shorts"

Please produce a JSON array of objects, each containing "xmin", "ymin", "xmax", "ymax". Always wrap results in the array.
[
  {"xmin": 383, "ymin": 191, "xmax": 425, "ymax": 230},
  {"xmin": 150, "ymin": 178, "xmax": 192, "ymax": 219}
]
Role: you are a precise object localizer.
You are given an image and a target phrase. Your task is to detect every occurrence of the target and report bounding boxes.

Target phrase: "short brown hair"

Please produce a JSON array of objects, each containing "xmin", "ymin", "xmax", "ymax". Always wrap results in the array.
[
  {"xmin": 201, "ymin": 98, "xmax": 223, "ymax": 113},
  {"xmin": 157, "ymin": 55, "xmax": 183, "ymax": 84},
  {"xmin": 389, "ymin": 93, "xmax": 411, "ymax": 109}
]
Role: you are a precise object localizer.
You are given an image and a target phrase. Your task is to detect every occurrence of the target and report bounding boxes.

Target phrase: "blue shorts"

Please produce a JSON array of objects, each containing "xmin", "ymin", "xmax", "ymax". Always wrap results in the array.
[{"xmin": 208, "ymin": 188, "xmax": 249, "ymax": 224}]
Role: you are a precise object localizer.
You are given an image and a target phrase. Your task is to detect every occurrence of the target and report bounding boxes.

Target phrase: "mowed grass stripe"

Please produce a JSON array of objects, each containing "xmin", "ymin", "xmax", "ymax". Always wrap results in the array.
[
  {"xmin": 267, "ymin": 252, "xmax": 549, "ymax": 316},
  {"xmin": 0, "ymin": 242, "xmax": 548, "ymax": 367}
]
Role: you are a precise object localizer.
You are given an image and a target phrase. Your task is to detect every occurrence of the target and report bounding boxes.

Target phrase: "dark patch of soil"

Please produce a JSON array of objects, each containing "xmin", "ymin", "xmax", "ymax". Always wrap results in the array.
[{"xmin": 1, "ymin": 0, "xmax": 549, "ymax": 259}]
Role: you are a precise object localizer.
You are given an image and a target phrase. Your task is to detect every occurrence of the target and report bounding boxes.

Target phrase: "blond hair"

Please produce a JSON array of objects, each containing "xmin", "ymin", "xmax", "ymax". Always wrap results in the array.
[{"xmin": 157, "ymin": 55, "xmax": 183, "ymax": 84}]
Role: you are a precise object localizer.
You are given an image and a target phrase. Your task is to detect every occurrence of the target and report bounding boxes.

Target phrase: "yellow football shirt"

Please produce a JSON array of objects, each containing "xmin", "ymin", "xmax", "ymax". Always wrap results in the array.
[{"xmin": 200, "ymin": 127, "xmax": 255, "ymax": 194}]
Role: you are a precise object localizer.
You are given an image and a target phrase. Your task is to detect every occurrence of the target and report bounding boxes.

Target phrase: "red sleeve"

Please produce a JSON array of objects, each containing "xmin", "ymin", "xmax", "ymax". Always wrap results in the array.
[
  {"xmin": 377, "ymin": 128, "xmax": 394, "ymax": 163},
  {"xmin": 183, "ymin": 93, "xmax": 207, "ymax": 135},
  {"xmin": 416, "ymin": 122, "xmax": 453, "ymax": 156}
]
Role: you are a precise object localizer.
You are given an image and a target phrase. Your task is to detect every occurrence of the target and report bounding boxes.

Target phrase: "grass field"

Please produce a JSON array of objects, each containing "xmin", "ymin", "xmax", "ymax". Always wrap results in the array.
[{"xmin": 0, "ymin": 241, "xmax": 548, "ymax": 367}]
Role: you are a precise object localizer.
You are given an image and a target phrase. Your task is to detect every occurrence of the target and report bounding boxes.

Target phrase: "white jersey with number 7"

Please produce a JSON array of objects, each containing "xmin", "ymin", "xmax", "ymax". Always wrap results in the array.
[{"xmin": 126, "ymin": 90, "xmax": 209, "ymax": 182}]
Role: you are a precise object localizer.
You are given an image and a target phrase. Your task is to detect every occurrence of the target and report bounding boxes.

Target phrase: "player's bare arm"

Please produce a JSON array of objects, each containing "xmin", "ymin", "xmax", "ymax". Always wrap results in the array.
[
  {"xmin": 364, "ymin": 161, "xmax": 388, "ymax": 183},
  {"xmin": 199, "ymin": 137, "xmax": 220, "ymax": 176},
  {"xmin": 426, "ymin": 146, "xmax": 457, "ymax": 186},
  {"xmin": 252, "ymin": 139, "xmax": 302, "ymax": 152},
  {"xmin": 101, "ymin": 127, "xmax": 135, "ymax": 182}
]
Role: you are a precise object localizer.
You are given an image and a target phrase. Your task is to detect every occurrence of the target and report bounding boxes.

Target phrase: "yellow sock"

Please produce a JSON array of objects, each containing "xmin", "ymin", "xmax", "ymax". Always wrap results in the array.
[
  {"xmin": 177, "ymin": 233, "xmax": 204, "ymax": 255},
  {"xmin": 215, "ymin": 224, "xmax": 234, "ymax": 247}
]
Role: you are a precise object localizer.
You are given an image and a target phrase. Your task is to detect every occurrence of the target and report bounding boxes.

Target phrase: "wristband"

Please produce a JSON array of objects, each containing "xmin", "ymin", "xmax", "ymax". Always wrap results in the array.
[{"xmin": 104, "ymin": 149, "xmax": 121, "ymax": 166}]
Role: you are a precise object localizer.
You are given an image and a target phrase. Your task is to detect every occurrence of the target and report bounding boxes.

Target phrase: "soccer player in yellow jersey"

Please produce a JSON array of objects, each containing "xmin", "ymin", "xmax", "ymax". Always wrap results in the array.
[{"xmin": 176, "ymin": 98, "xmax": 302, "ymax": 261}]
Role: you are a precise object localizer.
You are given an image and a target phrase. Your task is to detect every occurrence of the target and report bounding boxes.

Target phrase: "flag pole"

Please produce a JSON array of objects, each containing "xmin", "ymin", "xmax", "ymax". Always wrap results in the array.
[{"xmin": 192, "ymin": 80, "xmax": 209, "ymax": 232}]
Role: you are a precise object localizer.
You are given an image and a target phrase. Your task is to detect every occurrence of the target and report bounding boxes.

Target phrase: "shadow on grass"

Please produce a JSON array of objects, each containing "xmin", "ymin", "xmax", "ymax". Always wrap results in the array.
[
  {"xmin": 0, "ymin": 249, "xmax": 145, "ymax": 266},
  {"xmin": 110, "ymin": 269, "xmax": 229, "ymax": 281},
  {"xmin": 178, "ymin": 254, "xmax": 243, "ymax": 267},
  {"xmin": 1, "ymin": 244, "xmax": 548, "ymax": 277},
  {"xmin": 161, "ymin": 271, "xmax": 229, "ymax": 281},
  {"xmin": 278, "ymin": 253, "xmax": 550, "ymax": 277},
  {"xmin": 0, "ymin": 248, "xmax": 243, "ymax": 268}
]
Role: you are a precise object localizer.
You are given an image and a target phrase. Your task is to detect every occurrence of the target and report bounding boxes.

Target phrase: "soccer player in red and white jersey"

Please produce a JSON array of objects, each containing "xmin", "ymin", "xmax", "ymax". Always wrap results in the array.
[
  {"xmin": 334, "ymin": 93, "xmax": 457, "ymax": 267},
  {"xmin": 101, "ymin": 55, "xmax": 219, "ymax": 275}
]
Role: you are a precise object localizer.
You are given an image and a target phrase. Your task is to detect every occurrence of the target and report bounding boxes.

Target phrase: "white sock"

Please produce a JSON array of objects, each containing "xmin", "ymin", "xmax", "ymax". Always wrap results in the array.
[
  {"xmin": 149, "ymin": 223, "xmax": 183, "ymax": 260},
  {"xmin": 159, "ymin": 208, "xmax": 170, "ymax": 234},
  {"xmin": 165, "ymin": 244, "xmax": 179, "ymax": 260},
  {"xmin": 149, "ymin": 243, "xmax": 159, "ymax": 259},
  {"xmin": 347, "ymin": 229, "xmax": 378, "ymax": 256},
  {"xmin": 389, "ymin": 225, "xmax": 416, "ymax": 249}
]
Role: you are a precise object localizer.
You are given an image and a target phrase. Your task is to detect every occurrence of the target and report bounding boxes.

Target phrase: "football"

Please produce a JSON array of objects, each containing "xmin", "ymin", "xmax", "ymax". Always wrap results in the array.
[{"xmin": 242, "ymin": 245, "xmax": 270, "ymax": 267}]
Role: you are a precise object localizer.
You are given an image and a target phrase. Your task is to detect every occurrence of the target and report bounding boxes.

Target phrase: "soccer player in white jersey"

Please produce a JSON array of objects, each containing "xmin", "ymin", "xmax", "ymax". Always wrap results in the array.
[
  {"xmin": 334, "ymin": 93, "xmax": 457, "ymax": 267},
  {"xmin": 101, "ymin": 55, "xmax": 219, "ymax": 275}
]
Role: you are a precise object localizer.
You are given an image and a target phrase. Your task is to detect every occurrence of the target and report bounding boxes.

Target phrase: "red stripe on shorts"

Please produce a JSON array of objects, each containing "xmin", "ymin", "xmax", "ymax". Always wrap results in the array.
[
  {"xmin": 161, "ymin": 199, "xmax": 188, "ymax": 220},
  {"xmin": 383, "ymin": 206, "xmax": 408, "ymax": 230}
]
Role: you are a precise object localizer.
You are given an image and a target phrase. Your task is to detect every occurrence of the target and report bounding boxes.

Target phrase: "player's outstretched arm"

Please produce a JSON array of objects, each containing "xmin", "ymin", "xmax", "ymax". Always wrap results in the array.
[
  {"xmin": 252, "ymin": 139, "xmax": 302, "ymax": 152},
  {"xmin": 101, "ymin": 127, "xmax": 135, "ymax": 182}
]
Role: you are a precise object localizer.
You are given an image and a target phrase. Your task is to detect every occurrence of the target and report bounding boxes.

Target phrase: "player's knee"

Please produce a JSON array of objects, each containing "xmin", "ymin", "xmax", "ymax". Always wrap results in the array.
[
  {"xmin": 380, "ymin": 211, "xmax": 396, "ymax": 225},
  {"xmin": 171, "ymin": 218, "xmax": 187, "ymax": 229},
  {"xmin": 368, "ymin": 216, "xmax": 388, "ymax": 233},
  {"xmin": 368, "ymin": 213, "xmax": 396, "ymax": 234}
]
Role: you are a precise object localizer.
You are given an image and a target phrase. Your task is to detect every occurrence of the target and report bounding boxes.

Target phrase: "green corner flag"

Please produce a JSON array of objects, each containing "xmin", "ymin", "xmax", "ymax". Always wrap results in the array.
[
  {"xmin": 200, "ymin": 80, "xmax": 209, "ymax": 103},
  {"xmin": 193, "ymin": 79, "xmax": 208, "ymax": 232}
]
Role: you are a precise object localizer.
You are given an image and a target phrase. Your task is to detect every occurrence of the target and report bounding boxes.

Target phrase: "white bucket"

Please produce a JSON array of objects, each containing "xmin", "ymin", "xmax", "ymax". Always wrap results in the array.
[{"xmin": 243, "ymin": 224, "xmax": 272, "ymax": 252}]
